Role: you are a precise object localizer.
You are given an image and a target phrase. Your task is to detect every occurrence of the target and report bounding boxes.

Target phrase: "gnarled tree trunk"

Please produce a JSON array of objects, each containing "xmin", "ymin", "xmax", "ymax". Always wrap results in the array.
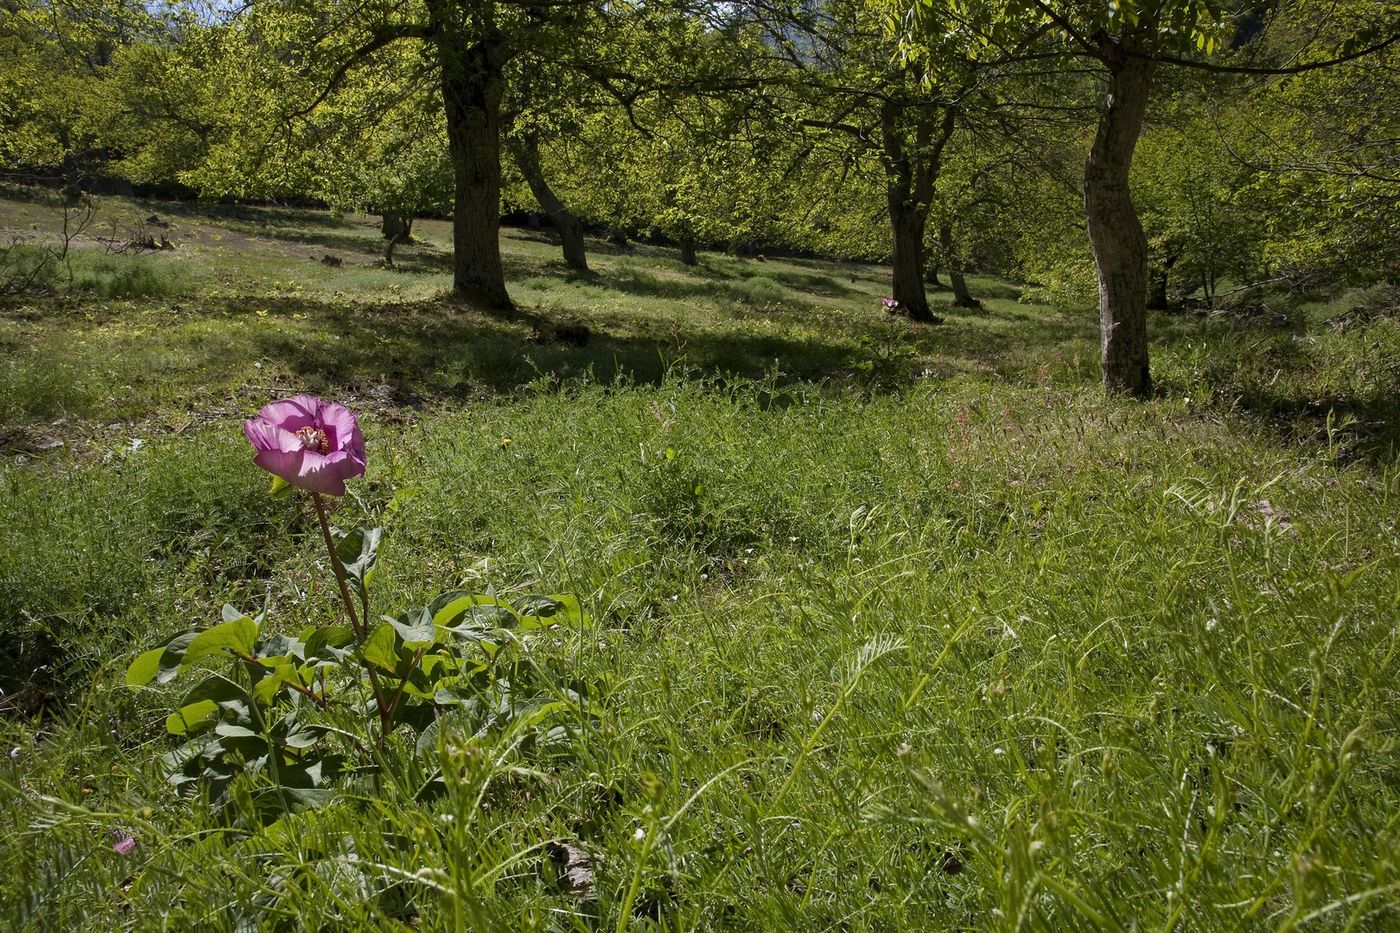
[
  {"xmin": 678, "ymin": 233, "xmax": 697, "ymax": 266},
  {"xmin": 509, "ymin": 134, "xmax": 588, "ymax": 272},
  {"xmin": 381, "ymin": 212, "xmax": 412, "ymax": 242},
  {"xmin": 1084, "ymin": 49, "xmax": 1154, "ymax": 396},
  {"xmin": 437, "ymin": 31, "xmax": 512, "ymax": 309}
]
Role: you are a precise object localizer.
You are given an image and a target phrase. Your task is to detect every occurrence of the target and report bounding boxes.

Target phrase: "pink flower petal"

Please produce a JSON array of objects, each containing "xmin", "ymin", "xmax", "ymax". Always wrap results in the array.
[
  {"xmin": 243, "ymin": 418, "xmax": 302, "ymax": 455},
  {"xmin": 290, "ymin": 450, "xmax": 350, "ymax": 496},
  {"xmin": 316, "ymin": 401, "xmax": 363, "ymax": 457},
  {"xmin": 326, "ymin": 448, "xmax": 366, "ymax": 482},
  {"xmin": 253, "ymin": 448, "xmax": 306, "ymax": 486},
  {"xmin": 256, "ymin": 396, "xmax": 319, "ymax": 432},
  {"xmin": 112, "ymin": 835, "xmax": 136, "ymax": 856}
]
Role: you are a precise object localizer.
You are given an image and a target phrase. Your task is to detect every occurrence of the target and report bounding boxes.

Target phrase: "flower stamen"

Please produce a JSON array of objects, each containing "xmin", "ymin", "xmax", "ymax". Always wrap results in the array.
[{"xmin": 295, "ymin": 426, "xmax": 330, "ymax": 454}]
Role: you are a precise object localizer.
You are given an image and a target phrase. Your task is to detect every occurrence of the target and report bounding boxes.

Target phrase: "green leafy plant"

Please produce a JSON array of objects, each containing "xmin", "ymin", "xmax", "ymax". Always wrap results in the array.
[{"xmin": 125, "ymin": 397, "xmax": 597, "ymax": 822}]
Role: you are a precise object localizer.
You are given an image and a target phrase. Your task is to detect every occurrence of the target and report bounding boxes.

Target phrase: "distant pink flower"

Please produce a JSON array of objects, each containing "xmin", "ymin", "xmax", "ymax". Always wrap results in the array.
[
  {"xmin": 112, "ymin": 834, "xmax": 136, "ymax": 856},
  {"xmin": 243, "ymin": 395, "xmax": 365, "ymax": 496},
  {"xmin": 881, "ymin": 297, "xmax": 900, "ymax": 312}
]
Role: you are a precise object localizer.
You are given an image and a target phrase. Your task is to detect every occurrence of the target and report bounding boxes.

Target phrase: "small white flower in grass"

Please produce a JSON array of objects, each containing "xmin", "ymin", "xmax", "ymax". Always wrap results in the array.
[{"xmin": 633, "ymin": 827, "xmax": 646, "ymax": 842}]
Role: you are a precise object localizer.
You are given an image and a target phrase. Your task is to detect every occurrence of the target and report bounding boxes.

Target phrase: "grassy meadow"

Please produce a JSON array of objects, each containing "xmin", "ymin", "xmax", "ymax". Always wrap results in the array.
[{"xmin": 1, "ymin": 190, "xmax": 1398, "ymax": 930}]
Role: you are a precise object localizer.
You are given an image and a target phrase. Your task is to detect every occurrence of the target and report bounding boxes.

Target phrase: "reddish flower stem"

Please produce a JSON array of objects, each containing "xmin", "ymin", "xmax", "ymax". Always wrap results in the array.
[
  {"xmin": 311, "ymin": 494, "xmax": 362, "ymax": 638},
  {"xmin": 311, "ymin": 493, "xmax": 392, "ymax": 743}
]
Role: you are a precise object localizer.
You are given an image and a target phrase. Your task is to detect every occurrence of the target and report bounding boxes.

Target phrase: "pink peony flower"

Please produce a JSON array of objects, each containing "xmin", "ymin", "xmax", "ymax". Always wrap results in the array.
[
  {"xmin": 881, "ymin": 297, "xmax": 900, "ymax": 312},
  {"xmin": 242, "ymin": 395, "xmax": 365, "ymax": 496}
]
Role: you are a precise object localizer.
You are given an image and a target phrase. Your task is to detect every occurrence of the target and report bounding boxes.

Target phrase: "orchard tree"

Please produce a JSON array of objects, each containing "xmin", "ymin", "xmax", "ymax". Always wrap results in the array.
[
  {"xmin": 730, "ymin": 0, "xmax": 976, "ymax": 321},
  {"xmin": 502, "ymin": 59, "xmax": 599, "ymax": 272},
  {"xmin": 893, "ymin": 0, "xmax": 1399, "ymax": 395},
  {"xmin": 0, "ymin": 0, "xmax": 157, "ymax": 183},
  {"xmin": 207, "ymin": 0, "xmax": 616, "ymax": 309}
]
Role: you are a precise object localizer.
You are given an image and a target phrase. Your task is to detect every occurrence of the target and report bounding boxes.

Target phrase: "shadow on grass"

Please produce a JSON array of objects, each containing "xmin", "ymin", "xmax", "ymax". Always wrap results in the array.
[
  {"xmin": 151, "ymin": 200, "xmax": 360, "ymax": 232},
  {"xmin": 242, "ymin": 297, "xmax": 855, "ymax": 398},
  {"xmin": 209, "ymin": 224, "xmax": 385, "ymax": 258},
  {"xmin": 221, "ymin": 290, "xmax": 1106, "ymax": 410}
]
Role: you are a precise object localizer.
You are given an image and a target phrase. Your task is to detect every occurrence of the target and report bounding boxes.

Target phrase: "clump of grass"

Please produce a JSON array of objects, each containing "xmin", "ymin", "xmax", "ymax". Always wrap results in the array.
[{"xmin": 67, "ymin": 253, "xmax": 190, "ymax": 299}]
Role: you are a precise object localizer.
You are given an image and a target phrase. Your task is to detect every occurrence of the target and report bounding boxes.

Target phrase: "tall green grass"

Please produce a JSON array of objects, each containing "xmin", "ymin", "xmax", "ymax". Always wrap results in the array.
[
  {"xmin": 1, "ymin": 192, "xmax": 1397, "ymax": 929},
  {"xmin": 3, "ymin": 376, "xmax": 1397, "ymax": 929}
]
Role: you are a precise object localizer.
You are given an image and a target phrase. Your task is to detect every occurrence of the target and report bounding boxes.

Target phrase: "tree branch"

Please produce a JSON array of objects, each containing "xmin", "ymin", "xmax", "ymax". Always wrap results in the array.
[{"xmin": 1133, "ymin": 31, "xmax": 1399, "ymax": 75}]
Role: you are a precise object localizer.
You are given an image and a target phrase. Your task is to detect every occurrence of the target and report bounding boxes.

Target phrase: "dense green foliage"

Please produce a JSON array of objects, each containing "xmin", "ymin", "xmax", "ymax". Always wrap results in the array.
[{"xmin": 3, "ymin": 0, "xmax": 1393, "ymax": 300}]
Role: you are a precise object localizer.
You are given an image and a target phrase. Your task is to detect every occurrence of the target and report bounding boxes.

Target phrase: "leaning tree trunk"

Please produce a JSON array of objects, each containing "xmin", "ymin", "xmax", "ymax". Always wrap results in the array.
[
  {"xmin": 1084, "ymin": 49, "xmax": 1155, "ymax": 396},
  {"xmin": 509, "ymin": 135, "xmax": 588, "ymax": 272},
  {"xmin": 438, "ymin": 35, "xmax": 512, "ymax": 309},
  {"xmin": 926, "ymin": 261, "xmax": 942, "ymax": 287},
  {"xmin": 939, "ymin": 223, "xmax": 979, "ymax": 308}
]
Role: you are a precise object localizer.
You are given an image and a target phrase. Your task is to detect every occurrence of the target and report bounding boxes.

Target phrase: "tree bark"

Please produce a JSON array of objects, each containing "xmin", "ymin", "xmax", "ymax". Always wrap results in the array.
[
  {"xmin": 381, "ymin": 212, "xmax": 411, "ymax": 242},
  {"xmin": 678, "ymin": 234, "xmax": 697, "ymax": 266},
  {"xmin": 509, "ymin": 134, "xmax": 589, "ymax": 272},
  {"xmin": 437, "ymin": 31, "xmax": 513, "ymax": 309},
  {"xmin": 938, "ymin": 223, "xmax": 979, "ymax": 308},
  {"xmin": 926, "ymin": 262, "xmax": 942, "ymax": 287},
  {"xmin": 880, "ymin": 101, "xmax": 957, "ymax": 323},
  {"xmin": 1147, "ymin": 253, "xmax": 1175, "ymax": 309},
  {"xmin": 1084, "ymin": 48, "xmax": 1155, "ymax": 396},
  {"xmin": 889, "ymin": 203, "xmax": 932, "ymax": 320}
]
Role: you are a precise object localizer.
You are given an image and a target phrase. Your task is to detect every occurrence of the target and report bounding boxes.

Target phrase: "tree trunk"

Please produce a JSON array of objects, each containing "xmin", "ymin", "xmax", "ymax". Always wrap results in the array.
[
  {"xmin": 381, "ymin": 212, "xmax": 411, "ymax": 242},
  {"xmin": 438, "ymin": 34, "xmax": 512, "ymax": 309},
  {"xmin": 509, "ymin": 135, "xmax": 588, "ymax": 272},
  {"xmin": 889, "ymin": 202, "xmax": 933, "ymax": 321},
  {"xmin": 384, "ymin": 230, "xmax": 409, "ymax": 268},
  {"xmin": 880, "ymin": 101, "xmax": 957, "ymax": 324},
  {"xmin": 926, "ymin": 262, "xmax": 942, "ymax": 287},
  {"xmin": 679, "ymin": 234, "xmax": 697, "ymax": 266},
  {"xmin": 1084, "ymin": 49, "xmax": 1155, "ymax": 397},
  {"xmin": 938, "ymin": 223, "xmax": 979, "ymax": 308},
  {"xmin": 1147, "ymin": 253, "xmax": 1175, "ymax": 309}
]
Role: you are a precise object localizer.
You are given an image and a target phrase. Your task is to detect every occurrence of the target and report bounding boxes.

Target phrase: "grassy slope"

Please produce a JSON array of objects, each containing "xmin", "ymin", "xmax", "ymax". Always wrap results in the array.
[{"xmin": 1, "ymin": 192, "xmax": 1398, "ymax": 930}]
